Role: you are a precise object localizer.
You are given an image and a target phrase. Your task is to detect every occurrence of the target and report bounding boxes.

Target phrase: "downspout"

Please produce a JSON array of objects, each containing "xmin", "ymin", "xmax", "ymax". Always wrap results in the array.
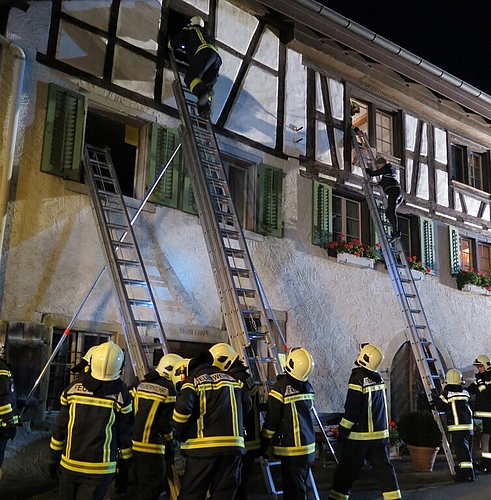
[{"xmin": 0, "ymin": 35, "xmax": 25, "ymax": 257}]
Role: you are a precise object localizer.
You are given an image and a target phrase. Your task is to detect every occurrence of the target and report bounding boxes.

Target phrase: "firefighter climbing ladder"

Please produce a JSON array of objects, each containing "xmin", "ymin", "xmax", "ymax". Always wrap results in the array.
[
  {"xmin": 169, "ymin": 53, "xmax": 325, "ymax": 499},
  {"xmin": 83, "ymin": 144, "xmax": 170, "ymax": 382},
  {"xmin": 351, "ymin": 129, "xmax": 455, "ymax": 475}
]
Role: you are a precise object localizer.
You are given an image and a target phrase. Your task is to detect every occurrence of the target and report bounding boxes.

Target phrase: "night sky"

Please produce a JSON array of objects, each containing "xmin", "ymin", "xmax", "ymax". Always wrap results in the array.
[{"xmin": 322, "ymin": 1, "xmax": 491, "ymax": 96}]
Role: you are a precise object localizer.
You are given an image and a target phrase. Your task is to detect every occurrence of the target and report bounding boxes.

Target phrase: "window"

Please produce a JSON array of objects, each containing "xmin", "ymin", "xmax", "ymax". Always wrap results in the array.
[
  {"xmin": 459, "ymin": 237, "xmax": 474, "ymax": 271},
  {"xmin": 451, "ymin": 143, "xmax": 489, "ymax": 191},
  {"xmin": 332, "ymin": 195, "xmax": 361, "ymax": 242},
  {"xmin": 376, "ymin": 110, "xmax": 394, "ymax": 156},
  {"xmin": 478, "ymin": 242, "xmax": 491, "ymax": 273}
]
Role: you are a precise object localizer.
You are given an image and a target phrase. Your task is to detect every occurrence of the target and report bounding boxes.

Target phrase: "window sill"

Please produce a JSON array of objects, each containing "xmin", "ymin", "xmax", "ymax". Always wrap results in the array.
[
  {"xmin": 336, "ymin": 253, "xmax": 374, "ymax": 269},
  {"xmin": 451, "ymin": 180, "xmax": 491, "ymax": 201},
  {"xmin": 461, "ymin": 284, "xmax": 491, "ymax": 296}
]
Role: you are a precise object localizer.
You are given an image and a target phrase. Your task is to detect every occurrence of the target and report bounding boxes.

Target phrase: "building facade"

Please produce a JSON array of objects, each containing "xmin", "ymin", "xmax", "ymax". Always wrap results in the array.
[{"xmin": 1, "ymin": 0, "xmax": 491, "ymax": 419}]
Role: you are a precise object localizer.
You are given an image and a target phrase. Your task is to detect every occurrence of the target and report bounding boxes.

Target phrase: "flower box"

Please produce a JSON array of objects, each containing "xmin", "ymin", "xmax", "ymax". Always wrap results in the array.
[
  {"xmin": 398, "ymin": 268, "xmax": 424, "ymax": 281},
  {"xmin": 337, "ymin": 253, "xmax": 374, "ymax": 269},
  {"xmin": 462, "ymin": 284, "xmax": 491, "ymax": 296}
]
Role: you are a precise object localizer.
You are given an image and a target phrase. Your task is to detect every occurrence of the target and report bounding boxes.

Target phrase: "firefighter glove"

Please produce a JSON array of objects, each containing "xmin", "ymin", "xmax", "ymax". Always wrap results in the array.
[
  {"xmin": 260, "ymin": 435, "xmax": 271, "ymax": 459},
  {"xmin": 115, "ymin": 459, "xmax": 131, "ymax": 494},
  {"xmin": 336, "ymin": 425, "xmax": 350, "ymax": 444},
  {"xmin": 48, "ymin": 461, "xmax": 60, "ymax": 480}
]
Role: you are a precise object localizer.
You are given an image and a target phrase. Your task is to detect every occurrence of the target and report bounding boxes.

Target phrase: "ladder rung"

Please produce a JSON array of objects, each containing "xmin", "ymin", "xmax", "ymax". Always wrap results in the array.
[
  {"xmin": 123, "ymin": 278, "xmax": 147, "ymax": 287},
  {"xmin": 113, "ymin": 241, "xmax": 133, "ymax": 249},
  {"xmin": 135, "ymin": 320, "xmax": 159, "ymax": 328},
  {"xmin": 107, "ymin": 222, "xmax": 128, "ymax": 231},
  {"xmin": 236, "ymin": 288, "xmax": 255, "ymax": 298},
  {"xmin": 221, "ymin": 228, "xmax": 240, "ymax": 239},
  {"xmin": 129, "ymin": 299, "xmax": 153, "ymax": 307},
  {"xmin": 117, "ymin": 258, "xmax": 140, "ymax": 268},
  {"xmin": 230, "ymin": 267, "xmax": 250, "ymax": 277},
  {"xmin": 226, "ymin": 247, "xmax": 245, "ymax": 257}
]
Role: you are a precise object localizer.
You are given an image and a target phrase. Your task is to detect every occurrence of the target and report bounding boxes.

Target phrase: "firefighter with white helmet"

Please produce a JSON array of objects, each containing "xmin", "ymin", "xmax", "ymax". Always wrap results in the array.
[
  {"xmin": 433, "ymin": 368, "xmax": 474, "ymax": 482},
  {"xmin": 168, "ymin": 15, "xmax": 222, "ymax": 118},
  {"xmin": 468, "ymin": 354, "xmax": 491, "ymax": 472},
  {"xmin": 132, "ymin": 352, "xmax": 183, "ymax": 500},
  {"xmin": 48, "ymin": 341, "xmax": 133, "ymax": 498},
  {"xmin": 328, "ymin": 343, "xmax": 401, "ymax": 500},
  {"xmin": 261, "ymin": 347, "xmax": 316, "ymax": 500}
]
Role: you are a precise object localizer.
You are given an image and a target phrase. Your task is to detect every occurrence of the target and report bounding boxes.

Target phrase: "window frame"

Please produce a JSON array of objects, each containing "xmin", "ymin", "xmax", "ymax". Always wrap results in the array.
[{"xmin": 450, "ymin": 140, "xmax": 490, "ymax": 193}]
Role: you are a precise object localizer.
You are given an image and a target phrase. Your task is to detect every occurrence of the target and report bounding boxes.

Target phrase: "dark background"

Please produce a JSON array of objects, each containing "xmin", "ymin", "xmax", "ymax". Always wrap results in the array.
[{"xmin": 323, "ymin": 1, "xmax": 491, "ymax": 95}]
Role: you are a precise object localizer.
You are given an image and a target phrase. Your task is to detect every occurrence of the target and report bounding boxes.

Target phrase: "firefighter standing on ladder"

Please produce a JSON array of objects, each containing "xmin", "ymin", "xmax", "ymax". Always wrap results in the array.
[
  {"xmin": 468, "ymin": 354, "xmax": 491, "ymax": 473},
  {"xmin": 260, "ymin": 347, "xmax": 316, "ymax": 500},
  {"xmin": 328, "ymin": 343, "xmax": 401, "ymax": 500}
]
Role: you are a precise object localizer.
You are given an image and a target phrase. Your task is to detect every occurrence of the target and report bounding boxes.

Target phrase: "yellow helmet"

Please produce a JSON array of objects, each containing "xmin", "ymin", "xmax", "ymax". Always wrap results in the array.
[
  {"xmin": 189, "ymin": 16, "xmax": 204, "ymax": 27},
  {"xmin": 82, "ymin": 345, "xmax": 100, "ymax": 364},
  {"xmin": 173, "ymin": 358, "xmax": 191, "ymax": 389},
  {"xmin": 446, "ymin": 368, "xmax": 463, "ymax": 385},
  {"xmin": 90, "ymin": 341, "xmax": 124, "ymax": 381},
  {"xmin": 156, "ymin": 353, "xmax": 184, "ymax": 381},
  {"xmin": 356, "ymin": 343, "xmax": 384, "ymax": 371},
  {"xmin": 209, "ymin": 343, "xmax": 239, "ymax": 371},
  {"xmin": 473, "ymin": 355, "xmax": 491, "ymax": 371},
  {"xmin": 284, "ymin": 347, "xmax": 314, "ymax": 382}
]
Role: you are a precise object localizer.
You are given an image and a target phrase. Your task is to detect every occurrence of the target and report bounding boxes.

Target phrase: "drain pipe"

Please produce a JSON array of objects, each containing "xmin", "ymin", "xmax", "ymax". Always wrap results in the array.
[{"xmin": 0, "ymin": 35, "xmax": 25, "ymax": 257}]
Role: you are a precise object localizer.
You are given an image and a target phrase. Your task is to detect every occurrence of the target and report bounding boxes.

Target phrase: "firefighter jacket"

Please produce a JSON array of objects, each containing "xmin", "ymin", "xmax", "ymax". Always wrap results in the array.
[
  {"xmin": 132, "ymin": 370, "xmax": 176, "ymax": 455},
  {"xmin": 468, "ymin": 370, "xmax": 491, "ymax": 419},
  {"xmin": 172, "ymin": 361, "xmax": 251, "ymax": 457},
  {"xmin": 366, "ymin": 162, "xmax": 400, "ymax": 192},
  {"xmin": 339, "ymin": 366, "xmax": 390, "ymax": 442},
  {"xmin": 169, "ymin": 24, "xmax": 219, "ymax": 59},
  {"xmin": 0, "ymin": 358, "xmax": 19, "ymax": 433},
  {"xmin": 229, "ymin": 359, "xmax": 261, "ymax": 452},
  {"xmin": 262, "ymin": 374, "xmax": 316, "ymax": 459},
  {"xmin": 49, "ymin": 373, "xmax": 133, "ymax": 476},
  {"xmin": 434, "ymin": 383, "xmax": 473, "ymax": 432}
]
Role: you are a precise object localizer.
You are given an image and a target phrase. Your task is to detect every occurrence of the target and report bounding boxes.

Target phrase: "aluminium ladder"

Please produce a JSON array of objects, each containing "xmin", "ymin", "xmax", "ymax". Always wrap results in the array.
[
  {"xmin": 83, "ymin": 144, "xmax": 170, "ymax": 382},
  {"xmin": 169, "ymin": 53, "xmax": 322, "ymax": 499},
  {"xmin": 351, "ymin": 129, "xmax": 455, "ymax": 474}
]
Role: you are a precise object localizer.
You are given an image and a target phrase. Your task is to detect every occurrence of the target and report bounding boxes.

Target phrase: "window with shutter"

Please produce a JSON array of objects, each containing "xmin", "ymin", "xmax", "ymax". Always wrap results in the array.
[
  {"xmin": 448, "ymin": 226, "xmax": 460, "ymax": 275},
  {"xmin": 312, "ymin": 181, "xmax": 331, "ymax": 246},
  {"xmin": 148, "ymin": 123, "xmax": 180, "ymax": 208},
  {"xmin": 420, "ymin": 217, "xmax": 436, "ymax": 272},
  {"xmin": 40, "ymin": 83, "xmax": 85, "ymax": 181},
  {"xmin": 258, "ymin": 164, "xmax": 283, "ymax": 237}
]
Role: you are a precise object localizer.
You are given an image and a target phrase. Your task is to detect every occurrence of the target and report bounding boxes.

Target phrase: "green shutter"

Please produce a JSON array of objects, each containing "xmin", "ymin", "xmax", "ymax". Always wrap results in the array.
[
  {"xmin": 40, "ymin": 83, "xmax": 85, "ymax": 181},
  {"xmin": 312, "ymin": 181, "xmax": 331, "ymax": 246},
  {"xmin": 148, "ymin": 123, "xmax": 180, "ymax": 208},
  {"xmin": 182, "ymin": 166, "xmax": 198, "ymax": 215},
  {"xmin": 258, "ymin": 164, "xmax": 283, "ymax": 237},
  {"xmin": 449, "ymin": 226, "xmax": 460, "ymax": 275},
  {"xmin": 420, "ymin": 217, "xmax": 436, "ymax": 273}
]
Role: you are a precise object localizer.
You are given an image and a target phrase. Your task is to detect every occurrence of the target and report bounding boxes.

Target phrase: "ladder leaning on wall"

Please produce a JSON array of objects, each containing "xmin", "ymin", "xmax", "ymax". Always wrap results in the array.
[
  {"xmin": 82, "ymin": 144, "xmax": 170, "ymax": 382},
  {"xmin": 169, "ymin": 52, "xmax": 328, "ymax": 498},
  {"xmin": 351, "ymin": 128, "xmax": 455, "ymax": 475}
]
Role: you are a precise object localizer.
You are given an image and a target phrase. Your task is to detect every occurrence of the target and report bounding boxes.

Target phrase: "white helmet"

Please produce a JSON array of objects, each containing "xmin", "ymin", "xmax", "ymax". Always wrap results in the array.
[
  {"xmin": 189, "ymin": 16, "xmax": 204, "ymax": 27},
  {"xmin": 446, "ymin": 368, "xmax": 463, "ymax": 385},
  {"xmin": 356, "ymin": 343, "xmax": 384, "ymax": 372},
  {"xmin": 284, "ymin": 347, "xmax": 314, "ymax": 382},
  {"xmin": 209, "ymin": 343, "xmax": 239, "ymax": 371},
  {"xmin": 91, "ymin": 341, "xmax": 124, "ymax": 381},
  {"xmin": 82, "ymin": 345, "xmax": 100, "ymax": 364},
  {"xmin": 473, "ymin": 355, "xmax": 491, "ymax": 371},
  {"xmin": 156, "ymin": 353, "xmax": 184, "ymax": 381}
]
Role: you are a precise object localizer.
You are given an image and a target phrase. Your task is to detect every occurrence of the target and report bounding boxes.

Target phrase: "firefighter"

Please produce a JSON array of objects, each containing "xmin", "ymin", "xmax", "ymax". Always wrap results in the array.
[
  {"xmin": 132, "ymin": 353, "xmax": 183, "ymax": 500},
  {"xmin": 433, "ymin": 368, "xmax": 474, "ymax": 482},
  {"xmin": 468, "ymin": 354, "xmax": 491, "ymax": 472},
  {"xmin": 48, "ymin": 341, "xmax": 133, "ymax": 500},
  {"xmin": 168, "ymin": 16, "xmax": 222, "ymax": 119},
  {"xmin": 210, "ymin": 343, "xmax": 260, "ymax": 500},
  {"xmin": 172, "ymin": 348, "xmax": 251, "ymax": 500},
  {"xmin": 0, "ymin": 337, "xmax": 20, "ymax": 480},
  {"xmin": 260, "ymin": 347, "xmax": 316, "ymax": 500},
  {"xmin": 328, "ymin": 343, "xmax": 401, "ymax": 500}
]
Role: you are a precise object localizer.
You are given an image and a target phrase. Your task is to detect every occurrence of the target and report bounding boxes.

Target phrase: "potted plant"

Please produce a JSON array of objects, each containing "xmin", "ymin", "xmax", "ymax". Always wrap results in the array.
[
  {"xmin": 326, "ymin": 235, "xmax": 381, "ymax": 269},
  {"xmin": 397, "ymin": 410, "xmax": 442, "ymax": 471},
  {"xmin": 455, "ymin": 268, "xmax": 491, "ymax": 294},
  {"xmin": 388, "ymin": 420, "xmax": 403, "ymax": 459}
]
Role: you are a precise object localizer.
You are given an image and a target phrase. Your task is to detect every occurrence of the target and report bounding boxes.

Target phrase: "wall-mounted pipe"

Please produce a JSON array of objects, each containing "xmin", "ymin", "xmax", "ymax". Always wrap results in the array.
[{"xmin": 0, "ymin": 35, "xmax": 25, "ymax": 257}]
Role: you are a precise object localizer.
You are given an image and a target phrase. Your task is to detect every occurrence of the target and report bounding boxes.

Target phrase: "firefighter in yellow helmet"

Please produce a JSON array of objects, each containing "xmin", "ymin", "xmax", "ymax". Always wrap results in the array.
[
  {"xmin": 468, "ymin": 354, "xmax": 491, "ymax": 473},
  {"xmin": 48, "ymin": 341, "xmax": 133, "ymax": 499},
  {"xmin": 132, "ymin": 353, "xmax": 183, "ymax": 500},
  {"xmin": 261, "ymin": 347, "xmax": 316, "ymax": 500},
  {"xmin": 328, "ymin": 343, "xmax": 401, "ymax": 500},
  {"xmin": 433, "ymin": 369, "xmax": 474, "ymax": 482},
  {"xmin": 168, "ymin": 15, "xmax": 222, "ymax": 118}
]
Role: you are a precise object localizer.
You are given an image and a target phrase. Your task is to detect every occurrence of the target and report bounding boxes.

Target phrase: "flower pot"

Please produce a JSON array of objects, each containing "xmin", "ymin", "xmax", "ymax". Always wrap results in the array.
[
  {"xmin": 398, "ymin": 268, "xmax": 424, "ymax": 281},
  {"xmin": 336, "ymin": 253, "xmax": 374, "ymax": 269},
  {"xmin": 406, "ymin": 444, "xmax": 439, "ymax": 472},
  {"xmin": 462, "ymin": 284, "xmax": 491, "ymax": 296},
  {"xmin": 389, "ymin": 444, "xmax": 400, "ymax": 460}
]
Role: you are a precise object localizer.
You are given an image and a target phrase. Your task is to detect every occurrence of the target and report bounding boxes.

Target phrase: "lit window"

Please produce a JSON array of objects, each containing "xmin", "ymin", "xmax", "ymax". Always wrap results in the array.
[
  {"xmin": 478, "ymin": 242, "xmax": 491, "ymax": 273},
  {"xmin": 460, "ymin": 238, "xmax": 473, "ymax": 271}
]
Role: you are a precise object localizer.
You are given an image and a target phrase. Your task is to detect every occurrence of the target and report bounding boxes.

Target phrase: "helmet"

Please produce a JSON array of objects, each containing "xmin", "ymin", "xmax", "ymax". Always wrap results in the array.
[
  {"xmin": 189, "ymin": 16, "xmax": 204, "ymax": 27},
  {"xmin": 209, "ymin": 343, "xmax": 239, "ymax": 371},
  {"xmin": 82, "ymin": 345, "xmax": 100, "ymax": 364},
  {"xmin": 284, "ymin": 347, "xmax": 314, "ymax": 382},
  {"xmin": 173, "ymin": 358, "xmax": 191, "ymax": 389},
  {"xmin": 473, "ymin": 355, "xmax": 491, "ymax": 371},
  {"xmin": 156, "ymin": 353, "xmax": 184, "ymax": 380},
  {"xmin": 356, "ymin": 343, "xmax": 384, "ymax": 371},
  {"xmin": 446, "ymin": 368, "xmax": 463, "ymax": 385},
  {"xmin": 350, "ymin": 100, "xmax": 360, "ymax": 115},
  {"xmin": 90, "ymin": 341, "xmax": 124, "ymax": 381}
]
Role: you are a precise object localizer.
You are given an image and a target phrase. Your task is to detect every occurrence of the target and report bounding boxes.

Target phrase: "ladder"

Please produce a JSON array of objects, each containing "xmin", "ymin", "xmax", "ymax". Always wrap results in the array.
[
  {"xmin": 351, "ymin": 129, "xmax": 455, "ymax": 475},
  {"xmin": 169, "ymin": 53, "xmax": 322, "ymax": 499},
  {"xmin": 83, "ymin": 144, "xmax": 170, "ymax": 381}
]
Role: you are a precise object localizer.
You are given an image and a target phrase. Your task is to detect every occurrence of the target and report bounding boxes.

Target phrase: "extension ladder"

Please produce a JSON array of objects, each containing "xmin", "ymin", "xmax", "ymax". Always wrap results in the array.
[
  {"xmin": 351, "ymin": 129, "xmax": 455, "ymax": 474},
  {"xmin": 83, "ymin": 144, "xmax": 170, "ymax": 381},
  {"xmin": 169, "ymin": 53, "xmax": 324, "ymax": 498}
]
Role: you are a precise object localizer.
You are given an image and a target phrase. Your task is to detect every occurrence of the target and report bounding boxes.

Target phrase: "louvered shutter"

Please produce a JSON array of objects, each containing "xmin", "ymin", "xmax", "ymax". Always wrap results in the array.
[
  {"xmin": 312, "ymin": 181, "xmax": 331, "ymax": 246},
  {"xmin": 449, "ymin": 226, "xmax": 460, "ymax": 275},
  {"xmin": 258, "ymin": 164, "xmax": 283, "ymax": 237},
  {"xmin": 420, "ymin": 217, "xmax": 436, "ymax": 272}
]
